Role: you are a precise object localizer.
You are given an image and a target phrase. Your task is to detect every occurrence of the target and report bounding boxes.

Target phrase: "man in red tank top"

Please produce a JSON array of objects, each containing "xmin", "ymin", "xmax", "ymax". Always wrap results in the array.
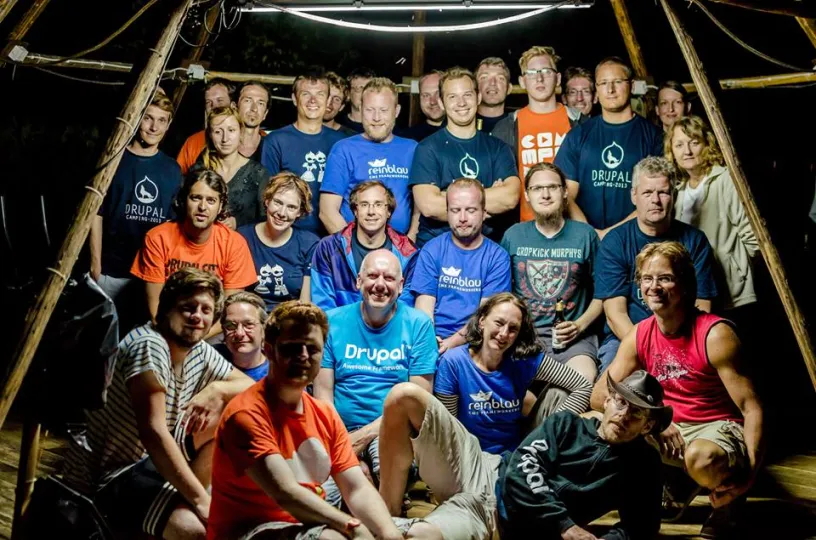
[{"xmin": 590, "ymin": 241, "xmax": 764, "ymax": 538}]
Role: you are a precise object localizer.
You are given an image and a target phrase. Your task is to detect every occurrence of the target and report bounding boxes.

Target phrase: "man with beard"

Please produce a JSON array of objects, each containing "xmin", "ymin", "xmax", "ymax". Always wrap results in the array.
[
  {"xmin": 501, "ymin": 163, "xmax": 602, "ymax": 389},
  {"xmin": 554, "ymin": 57, "xmax": 663, "ymax": 239},
  {"xmin": 339, "ymin": 67, "xmax": 376, "ymax": 134},
  {"xmin": 235, "ymin": 81, "xmax": 270, "ymax": 161},
  {"xmin": 177, "ymin": 78, "xmax": 235, "ymax": 175},
  {"xmin": 324, "ymin": 71, "xmax": 357, "ymax": 136},
  {"xmin": 207, "ymin": 300, "xmax": 443, "ymax": 540},
  {"xmin": 594, "ymin": 156, "xmax": 718, "ymax": 373},
  {"xmin": 131, "ymin": 170, "xmax": 257, "ymax": 329},
  {"xmin": 475, "ymin": 57, "xmax": 513, "ymax": 134},
  {"xmin": 311, "ymin": 181, "xmax": 418, "ymax": 311},
  {"xmin": 410, "ymin": 67, "xmax": 519, "ymax": 247},
  {"xmin": 410, "ymin": 178, "xmax": 511, "ymax": 353},
  {"xmin": 493, "ymin": 46, "xmax": 587, "ymax": 223},
  {"xmin": 314, "ymin": 250, "xmax": 437, "ymax": 502},
  {"xmin": 262, "ymin": 69, "xmax": 347, "ymax": 235},
  {"xmin": 562, "ymin": 66, "xmax": 596, "ymax": 117},
  {"xmin": 62, "ymin": 268, "xmax": 254, "ymax": 539},
  {"xmin": 593, "ymin": 241, "xmax": 763, "ymax": 538},
  {"xmin": 321, "ymin": 78, "xmax": 419, "ymax": 238},
  {"xmin": 399, "ymin": 70, "xmax": 446, "ymax": 142},
  {"xmin": 221, "ymin": 291, "xmax": 270, "ymax": 381},
  {"xmin": 90, "ymin": 93, "xmax": 182, "ymax": 330}
]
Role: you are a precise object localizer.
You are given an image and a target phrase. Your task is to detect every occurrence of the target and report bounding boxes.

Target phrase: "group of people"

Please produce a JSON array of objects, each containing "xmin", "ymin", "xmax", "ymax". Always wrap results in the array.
[{"xmin": 67, "ymin": 45, "xmax": 766, "ymax": 540}]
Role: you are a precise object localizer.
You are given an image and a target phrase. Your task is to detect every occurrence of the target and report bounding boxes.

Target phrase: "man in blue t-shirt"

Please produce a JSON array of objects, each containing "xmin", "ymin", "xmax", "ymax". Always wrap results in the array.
[
  {"xmin": 220, "ymin": 292, "xmax": 270, "ymax": 381},
  {"xmin": 261, "ymin": 70, "xmax": 347, "ymax": 235},
  {"xmin": 90, "ymin": 93, "xmax": 181, "ymax": 330},
  {"xmin": 409, "ymin": 67, "xmax": 519, "ymax": 247},
  {"xmin": 554, "ymin": 57, "xmax": 663, "ymax": 238},
  {"xmin": 501, "ymin": 162, "xmax": 602, "ymax": 386},
  {"xmin": 595, "ymin": 156, "xmax": 718, "ymax": 372},
  {"xmin": 320, "ymin": 78, "xmax": 418, "ymax": 237},
  {"xmin": 314, "ymin": 249, "xmax": 436, "ymax": 482},
  {"xmin": 410, "ymin": 178, "xmax": 511, "ymax": 352}
]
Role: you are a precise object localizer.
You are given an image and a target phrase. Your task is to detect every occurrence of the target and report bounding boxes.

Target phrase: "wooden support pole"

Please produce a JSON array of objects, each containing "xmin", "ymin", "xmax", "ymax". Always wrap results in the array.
[
  {"xmin": 0, "ymin": 0, "xmax": 21, "ymax": 26},
  {"xmin": 660, "ymin": 0, "xmax": 816, "ymax": 390},
  {"xmin": 6, "ymin": 0, "xmax": 49, "ymax": 42},
  {"xmin": 609, "ymin": 0, "xmax": 653, "ymax": 116},
  {"xmin": 172, "ymin": 2, "xmax": 221, "ymax": 112},
  {"xmin": 22, "ymin": 51, "xmax": 135, "ymax": 72},
  {"xmin": 408, "ymin": 10, "xmax": 426, "ymax": 128},
  {"xmin": 682, "ymin": 71, "xmax": 816, "ymax": 92},
  {"xmin": 796, "ymin": 17, "xmax": 816, "ymax": 50},
  {"xmin": 705, "ymin": 0, "xmax": 816, "ymax": 18},
  {"xmin": 10, "ymin": 421, "xmax": 41, "ymax": 540},
  {"xmin": 0, "ymin": 0, "xmax": 194, "ymax": 431}
]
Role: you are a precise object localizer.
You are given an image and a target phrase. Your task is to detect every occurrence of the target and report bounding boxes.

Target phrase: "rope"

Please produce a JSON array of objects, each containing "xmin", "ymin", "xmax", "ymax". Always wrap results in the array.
[
  {"xmin": 45, "ymin": 267, "xmax": 68, "ymax": 282},
  {"xmin": 84, "ymin": 186, "xmax": 105, "ymax": 199},
  {"xmin": 690, "ymin": 0, "xmax": 808, "ymax": 72}
]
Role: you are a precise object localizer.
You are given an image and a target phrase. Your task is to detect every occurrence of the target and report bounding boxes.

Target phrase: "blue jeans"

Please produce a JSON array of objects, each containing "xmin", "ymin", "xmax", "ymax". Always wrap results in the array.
[{"xmin": 597, "ymin": 336, "xmax": 622, "ymax": 377}]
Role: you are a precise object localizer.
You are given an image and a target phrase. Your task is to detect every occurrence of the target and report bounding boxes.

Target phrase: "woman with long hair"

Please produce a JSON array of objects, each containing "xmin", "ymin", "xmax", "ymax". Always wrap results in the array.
[
  {"xmin": 237, "ymin": 172, "xmax": 320, "ymax": 311},
  {"xmin": 433, "ymin": 292, "xmax": 592, "ymax": 454},
  {"xmin": 665, "ymin": 115, "xmax": 759, "ymax": 311},
  {"xmin": 197, "ymin": 105, "xmax": 268, "ymax": 228}
]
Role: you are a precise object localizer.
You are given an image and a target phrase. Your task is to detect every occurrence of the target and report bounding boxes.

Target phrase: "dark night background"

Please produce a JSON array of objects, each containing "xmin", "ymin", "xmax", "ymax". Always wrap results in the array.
[{"xmin": 0, "ymin": 0, "xmax": 814, "ymax": 450}]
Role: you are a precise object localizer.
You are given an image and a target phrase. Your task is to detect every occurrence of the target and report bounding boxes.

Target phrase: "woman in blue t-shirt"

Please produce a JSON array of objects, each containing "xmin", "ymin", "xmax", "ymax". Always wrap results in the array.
[
  {"xmin": 434, "ymin": 292, "xmax": 592, "ymax": 454},
  {"xmin": 238, "ymin": 172, "xmax": 320, "ymax": 311}
]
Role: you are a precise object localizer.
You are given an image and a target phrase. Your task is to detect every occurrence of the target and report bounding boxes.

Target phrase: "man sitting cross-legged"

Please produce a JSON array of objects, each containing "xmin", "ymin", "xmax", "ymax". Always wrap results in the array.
[
  {"xmin": 207, "ymin": 300, "xmax": 442, "ymax": 540},
  {"xmin": 379, "ymin": 370, "xmax": 670, "ymax": 540}
]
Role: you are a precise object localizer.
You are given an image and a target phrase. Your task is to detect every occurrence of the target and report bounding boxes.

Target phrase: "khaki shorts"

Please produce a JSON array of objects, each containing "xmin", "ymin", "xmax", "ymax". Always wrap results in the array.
[
  {"xmin": 665, "ymin": 420, "xmax": 748, "ymax": 470},
  {"xmin": 411, "ymin": 397, "xmax": 501, "ymax": 540},
  {"xmin": 240, "ymin": 517, "xmax": 420, "ymax": 540}
]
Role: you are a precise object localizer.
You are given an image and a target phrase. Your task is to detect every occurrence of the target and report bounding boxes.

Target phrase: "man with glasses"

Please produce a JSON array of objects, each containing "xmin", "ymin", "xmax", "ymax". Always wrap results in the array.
[
  {"xmin": 554, "ymin": 56, "xmax": 663, "ymax": 239},
  {"xmin": 339, "ymin": 67, "xmax": 376, "ymax": 134},
  {"xmin": 493, "ymin": 46, "xmax": 587, "ymax": 223},
  {"xmin": 501, "ymin": 162, "xmax": 602, "ymax": 392},
  {"xmin": 562, "ymin": 67, "xmax": 596, "ymax": 117},
  {"xmin": 221, "ymin": 292, "xmax": 269, "ymax": 381},
  {"xmin": 593, "ymin": 241, "xmax": 763, "ymax": 538},
  {"xmin": 475, "ymin": 57, "xmax": 513, "ymax": 134}
]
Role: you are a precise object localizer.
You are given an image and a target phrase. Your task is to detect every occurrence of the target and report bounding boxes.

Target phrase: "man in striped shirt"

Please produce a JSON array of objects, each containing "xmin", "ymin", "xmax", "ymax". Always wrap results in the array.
[{"xmin": 63, "ymin": 267, "xmax": 253, "ymax": 539}]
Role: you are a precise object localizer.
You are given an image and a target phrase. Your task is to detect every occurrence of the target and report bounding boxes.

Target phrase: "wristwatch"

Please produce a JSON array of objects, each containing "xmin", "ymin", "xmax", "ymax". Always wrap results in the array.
[{"xmin": 344, "ymin": 518, "xmax": 361, "ymax": 537}]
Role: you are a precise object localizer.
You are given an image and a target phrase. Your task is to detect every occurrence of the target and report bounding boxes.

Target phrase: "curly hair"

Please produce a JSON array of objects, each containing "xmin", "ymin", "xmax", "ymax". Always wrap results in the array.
[
  {"xmin": 262, "ymin": 172, "xmax": 312, "ymax": 220},
  {"xmin": 157, "ymin": 267, "xmax": 224, "ymax": 326},
  {"xmin": 173, "ymin": 169, "xmax": 230, "ymax": 223},
  {"xmin": 464, "ymin": 293, "xmax": 542, "ymax": 359},
  {"xmin": 664, "ymin": 115, "xmax": 724, "ymax": 185},
  {"xmin": 265, "ymin": 300, "xmax": 329, "ymax": 345}
]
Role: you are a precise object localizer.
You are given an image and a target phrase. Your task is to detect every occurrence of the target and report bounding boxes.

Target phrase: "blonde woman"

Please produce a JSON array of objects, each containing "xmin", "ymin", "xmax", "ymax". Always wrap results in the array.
[
  {"xmin": 197, "ymin": 105, "xmax": 268, "ymax": 228},
  {"xmin": 665, "ymin": 115, "xmax": 759, "ymax": 311}
]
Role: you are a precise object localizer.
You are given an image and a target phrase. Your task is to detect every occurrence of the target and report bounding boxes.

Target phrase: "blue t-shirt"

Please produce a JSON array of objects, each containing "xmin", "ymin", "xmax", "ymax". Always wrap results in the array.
[
  {"xmin": 212, "ymin": 344, "xmax": 269, "ymax": 382},
  {"xmin": 320, "ymin": 134, "xmax": 418, "ymax": 235},
  {"xmin": 554, "ymin": 115, "xmax": 663, "ymax": 230},
  {"xmin": 238, "ymin": 224, "xmax": 320, "ymax": 311},
  {"xmin": 434, "ymin": 345, "xmax": 543, "ymax": 454},
  {"xmin": 501, "ymin": 220, "xmax": 599, "ymax": 335},
  {"xmin": 98, "ymin": 149, "xmax": 181, "ymax": 277},
  {"xmin": 409, "ymin": 233, "xmax": 511, "ymax": 338},
  {"xmin": 594, "ymin": 219, "xmax": 719, "ymax": 330},
  {"xmin": 260, "ymin": 124, "xmax": 347, "ymax": 235},
  {"xmin": 409, "ymin": 128, "xmax": 518, "ymax": 246},
  {"xmin": 321, "ymin": 302, "xmax": 438, "ymax": 429}
]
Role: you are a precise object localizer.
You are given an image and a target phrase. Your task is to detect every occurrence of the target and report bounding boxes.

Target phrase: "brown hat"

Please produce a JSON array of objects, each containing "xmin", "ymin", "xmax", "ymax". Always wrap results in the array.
[{"xmin": 607, "ymin": 370, "xmax": 673, "ymax": 433}]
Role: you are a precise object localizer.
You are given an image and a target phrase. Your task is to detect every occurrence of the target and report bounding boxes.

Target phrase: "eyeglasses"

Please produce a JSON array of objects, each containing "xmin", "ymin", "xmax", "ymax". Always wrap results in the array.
[
  {"xmin": 527, "ymin": 184, "xmax": 562, "ymax": 194},
  {"xmin": 596, "ymin": 79, "xmax": 630, "ymax": 89},
  {"xmin": 524, "ymin": 67, "xmax": 557, "ymax": 79},
  {"xmin": 566, "ymin": 88, "xmax": 593, "ymax": 97},
  {"xmin": 611, "ymin": 393, "xmax": 649, "ymax": 420},
  {"xmin": 357, "ymin": 201, "xmax": 388, "ymax": 211},
  {"xmin": 639, "ymin": 275, "xmax": 676, "ymax": 287},
  {"xmin": 223, "ymin": 320, "xmax": 259, "ymax": 333}
]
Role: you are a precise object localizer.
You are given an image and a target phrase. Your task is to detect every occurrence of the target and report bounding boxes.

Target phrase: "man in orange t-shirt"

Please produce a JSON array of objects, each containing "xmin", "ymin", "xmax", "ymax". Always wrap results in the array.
[
  {"xmin": 131, "ymin": 170, "xmax": 257, "ymax": 326},
  {"xmin": 493, "ymin": 46, "xmax": 587, "ymax": 222},
  {"xmin": 208, "ymin": 301, "xmax": 442, "ymax": 540},
  {"xmin": 177, "ymin": 78, "xmax": 235, "ymax": 175}
]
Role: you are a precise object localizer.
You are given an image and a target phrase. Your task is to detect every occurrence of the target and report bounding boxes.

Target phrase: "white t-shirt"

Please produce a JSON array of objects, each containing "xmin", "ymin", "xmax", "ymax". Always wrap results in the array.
[{"xmin": 679, "ymin": 179, "xmax": 708, "ymax": 226}]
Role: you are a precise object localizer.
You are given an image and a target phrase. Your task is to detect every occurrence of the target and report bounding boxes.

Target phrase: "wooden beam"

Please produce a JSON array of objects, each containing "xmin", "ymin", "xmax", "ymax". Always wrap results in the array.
[
  {"xmin": 0, "ymin": 0, "xmax": 21, "ymax": 26},
  {"xmin": 0, "ymin": 0, "xmax": 195, "ymax": 431},
  {"xmin": 704, "ymin": 0, "xmax": 816, "ymax": 18},
  {"xmin": 681, "ymin": 71, "xmax": 816, "ymax": 92},
  {"xmin": 10, "ymin": 422, "xmax": 39, "ymax": 540},
  {"xmin": 609, "ymin": 0, "xmax": 653, "ymax": 116},
  {"xmin": 660, "ymin": 0, "xmax": 816, "ymax": 390},
  {"xmin": 206, "ymin": 70, "xmax": 294, "ymax": 85},
  {"xmin": 172, "ymin": 2, "xmax": 221, "ymax": 112},
  {"xmin": 6, "ymin": 0, "xmax": 49, "ymax": 42},
  {"xmin": 408, "ymin": 10, "xmax": 426, "ymax": 128},
  {"xmin": 21, "ymin": 51, "xmax": 134, "ymax": 72},
  {"xmin": 796, "ymin": 17, "xmax": 816, "ymax": 50}
]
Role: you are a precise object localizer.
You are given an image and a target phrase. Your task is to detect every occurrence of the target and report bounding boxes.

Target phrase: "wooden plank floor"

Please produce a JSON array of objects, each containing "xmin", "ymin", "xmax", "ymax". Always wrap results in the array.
[{"xmin": 1, "ymin": 421, "xmax": 815, "ymax": 539}]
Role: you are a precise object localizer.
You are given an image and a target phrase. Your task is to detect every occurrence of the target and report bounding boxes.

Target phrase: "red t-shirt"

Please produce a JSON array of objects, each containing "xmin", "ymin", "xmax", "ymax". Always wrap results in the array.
[
  {"xmin": 636, "ymin": 312, "xmax": 742, "ymax": 424},
  {"xmin": 130, "ymin": 221, "xmax": 257, "ymax": 289},
  {"xmin": 515, "ymin": 104, "xmax": 573, "ymax": 222},
  {"xmin": 207, "ymin": 380, "xmax": 359, "ymax": 540}
]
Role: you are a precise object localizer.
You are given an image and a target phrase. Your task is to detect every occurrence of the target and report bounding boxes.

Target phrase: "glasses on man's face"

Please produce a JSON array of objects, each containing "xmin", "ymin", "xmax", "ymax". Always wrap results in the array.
[
  {"xmin": 611, "ymin": 393, "xmax": 649, "ymax": 420},
  {"xmin": 223, "ymin": 320, "xmax": 259, "ymax": 333},
  {"xmin": 596, "ymin": 79, "xmax": 629, "ymax": 90},
  {"xmin": 639, "ymin": 275, "xmax": 676, "ymax": 287},
  {"xmin": 357, "ymin": 201, "xmax": 387, "ymax": 211},
  {"xmin": 567, "ymin": 88, "xmax": 593, "ymax": 98},
  {"xmin": 527, "ymin": 184, "xmax": 562, "ymax": 195},
  {"xmin": 524, "ymin": 67, "xmax": 557, "ymax": 80}
]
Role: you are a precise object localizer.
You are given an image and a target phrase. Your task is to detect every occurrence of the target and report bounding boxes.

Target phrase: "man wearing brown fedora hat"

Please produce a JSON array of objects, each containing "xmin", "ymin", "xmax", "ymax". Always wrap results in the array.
[{"xmin": 497, "ymin": 369, "xmax": 671, "ymax": 540}]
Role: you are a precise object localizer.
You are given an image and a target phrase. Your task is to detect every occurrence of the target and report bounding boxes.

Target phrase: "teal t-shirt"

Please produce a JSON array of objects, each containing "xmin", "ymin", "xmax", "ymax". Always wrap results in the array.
[{"xmin": 500, "ymin": 220, "xmax": 599, "ymax": 333}]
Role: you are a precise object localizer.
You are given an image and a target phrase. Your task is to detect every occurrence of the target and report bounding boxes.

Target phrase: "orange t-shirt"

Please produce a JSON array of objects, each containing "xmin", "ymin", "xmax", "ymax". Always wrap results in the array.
[
  {"xmin": 516, "ymin": 104, "xmax": 573, "ymax": 222},
  {"xmin": 207, "ymin": 380, "xmax": 359, "ymax": 540},
  {"xmin": 177, "ymin": 130, "xmax": 207, "ymax": 175},
  {"xmin": 130, "ymin": 221, "xmax": 257, "ymax": 288}
]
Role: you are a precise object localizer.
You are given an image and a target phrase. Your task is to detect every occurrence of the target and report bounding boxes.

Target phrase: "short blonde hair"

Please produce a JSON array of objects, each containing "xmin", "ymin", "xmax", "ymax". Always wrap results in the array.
[
  {"xmin": 475, "ymin": 57, "xmax": 511, "ymax": 80},
  {"xmin": 265, "ymin": 301, "xmax": 329, "ymax": 345},
  {"xmin": 635, "ymin": 241, "xmax": 697, "ymax": 310},
  {"xmin": 362, "ymin": 77, "xmax": 399, "ymax": 103},
  {"xmin": 447, "ymin": 177, "xmax": 486, "ymax": 210},
  {"xmin": 664, "ymin": 115, "xmax": 724, "ymax": 184},
  {"xmin": 519, "ymin": 46, "xmax": 561, "ymax": 73},
  {"xmin": 439, "ymin": 67, "xmax": 478, "ymax": 97},
  {"xmin": 262, "ymin": 172, "xmax": 313, "ymax": 220},
  {"xmin": 326, "ymin": 71, "xmax": 349, "ymax": 103}
]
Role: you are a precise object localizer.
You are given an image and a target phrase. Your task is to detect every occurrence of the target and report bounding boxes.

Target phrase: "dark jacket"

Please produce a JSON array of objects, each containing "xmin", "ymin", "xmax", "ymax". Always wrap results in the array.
[
  {"xmin": 497, "ymin": 411, "xmax": 662, "ymax": 540},
  {"xmin": 492, "ymin": 105, "xmax": 587, "ymax": 164}
]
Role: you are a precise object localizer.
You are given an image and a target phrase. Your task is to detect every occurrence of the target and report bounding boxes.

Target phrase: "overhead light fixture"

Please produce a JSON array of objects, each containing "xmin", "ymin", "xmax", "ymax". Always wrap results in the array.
[{"xmin": 245, "ymin": 3, "xmax": 590, "ymax": 11}]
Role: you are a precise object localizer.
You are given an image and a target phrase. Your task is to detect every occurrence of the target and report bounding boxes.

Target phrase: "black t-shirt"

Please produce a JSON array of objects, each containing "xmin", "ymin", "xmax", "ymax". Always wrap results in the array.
[
  {"xmin": 477, "ymin": 112, "xmax": 510, "ymax": 134},
  {"xmin": 339, "ymin": 114, "xmax": 364, "ymax": 134},
  {"xmin": 397, "ymin": 120, "xmax": 445, "ymax": 142},
  {"xmin": 350, "ymin": 226, "xmax": 393, "ymax": 271}
]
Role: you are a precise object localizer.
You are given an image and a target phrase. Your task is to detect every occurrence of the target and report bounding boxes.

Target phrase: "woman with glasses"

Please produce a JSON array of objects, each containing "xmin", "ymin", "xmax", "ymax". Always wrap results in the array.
[
  {"xmin": 433, "ymin": 292, "xmax": 592, "ymax": 454},
  {"xmin": 238, "ymin": 172, "xmax": 320, "ymax": 311}
]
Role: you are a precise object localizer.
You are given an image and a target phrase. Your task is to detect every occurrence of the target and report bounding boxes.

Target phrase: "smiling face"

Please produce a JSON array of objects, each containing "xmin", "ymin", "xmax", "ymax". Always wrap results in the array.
[
  {"xmin": 442, "ymin": 76, "xmax": 480, "ymax": 127},
  {"xmin": 223, "ymin": 302, "xmax": 264, "ymax": 357},
  {"xmin": 137, "ymin": 104, "xmax": 172, "ymax": 148},
  {"xmin": 357, "ymin": 251, "xmax": 403, "ymax": 311},
  {"xmin": 595, "ymin": 63, "xmax": 632, "ymax": 114},
  {"xmin": 293, "ymin": 79, "xmax": 329, "ymax": 122},
  {"xmin": 324, "ymin": 84, "xmax": 346, "ymax": 122},
  {"xmin": 600, "ymin": 392, "xmax": 655, "ymax": 444},
  {"xmin": 238, "ymin": 84, "xmax": 269, "ymax": 129},
  {"xmin": 564, "ymin": 76, "xmax": 594, "ymax": 115},
  {"xmin": 185, "ymin": 180, "xmax": 223, "ymax": 231},
  {"xmin": 476, "ymin": 64, "xmax": 510, "ymax": 107},
  {"xmin": 265, "ymin": 320, "xmax": 324, "ymax": 386},
  {"xmin": 526, "ymin": 169, "xmax": 566, "ymax": 222},
  {"xmin": 209, "ymin": 114, "xmax": 241, "ymax": 157},
  {"xmin": 638, "ymin": 253, "xmax": 684, "ymax": 316},
  {"xmin": 447, "ymin": 185, "xmax": 485, "ymax": 243},
  {"xmin": 352, "ymin": 185, "xmax": 391, "ymax": 237},
  {"xmin": 478, "ymin": 301, "xmax": 522, "ymax": 356},
  {"xmin": 419, "ymin": 73, "xmax": 444, "ymax": 122},
  {"xmin": 265, "ymin": 187, "xmax": 302, "ymax": 234},
  {"xmin": 632, "ymin": 173, "xmax": 673, "ymax": 229},
  {"xmin": 671, "ymin": 126, "xmax": 705, "ymax": 174},
  {"xmin": 362, "ymin": 89, "xmax": 400, "ymax": 143},
  {"xmin": 519, "ymin": 55, "xmax": 560, "ymax": 105},
  {"xmin": 658, "ymin": 88, "xmax": 687, "ymax": 131},
  {"xmin": 165, "ymin": 290, "xmax": 216, "ymax": 347}
]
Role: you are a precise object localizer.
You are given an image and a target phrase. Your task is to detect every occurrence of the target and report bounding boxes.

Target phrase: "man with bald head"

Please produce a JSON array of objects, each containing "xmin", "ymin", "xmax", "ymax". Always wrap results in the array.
[{"xmin": 315, "ymin": 249, "xmax": 437, "ymax": 495}]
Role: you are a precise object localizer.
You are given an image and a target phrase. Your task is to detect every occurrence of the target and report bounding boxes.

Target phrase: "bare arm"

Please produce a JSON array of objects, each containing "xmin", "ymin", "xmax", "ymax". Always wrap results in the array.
[
  {"xmin": 603, "ymin": 296, "xmax": 634, "ymax": 341},
  {"xmin": 145, "ymin": 281, "xmax": 164, "ymax": 323},
  {"xmin": 299, "ymin": 276, "xmax": 312, "ymax": 302},
  {"xmin": 591, "ymin": 325, "xmax": 642, "ymax": 411},
  {"xmin": 184, "ymin": 368, "xmax": 254, "ymax": 435},
  {"xmin": 695, "ymin": 299, "xmax": 712, "ymax": 313},
  {"xmin": 335, "ymin": 466, "xmax": 402, "ymax": 540},
  {"xmin": 90, "ymin": 215, "xmax": 103, "ymax": 281},
  {"xmin": 314, "ymin": 368, "xmax": 335, "ymax": 405},
  {"xmin": 565, "ymin": 179, "xmax": 588, "ymax": 223},
  {"xmin": 484, "ymin": 176, "xmax": 521, "ymax": 215},
  {"xmin": 414, "ymin": 294, "xmax": 436, "ymax": 322},
  {"xmin": 319, "ymin": 193, "xmax": 348, "ymax": 234},
  {"xmin": 412, "ymin": 184, "xmax": 448, "ymax": 221}
]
